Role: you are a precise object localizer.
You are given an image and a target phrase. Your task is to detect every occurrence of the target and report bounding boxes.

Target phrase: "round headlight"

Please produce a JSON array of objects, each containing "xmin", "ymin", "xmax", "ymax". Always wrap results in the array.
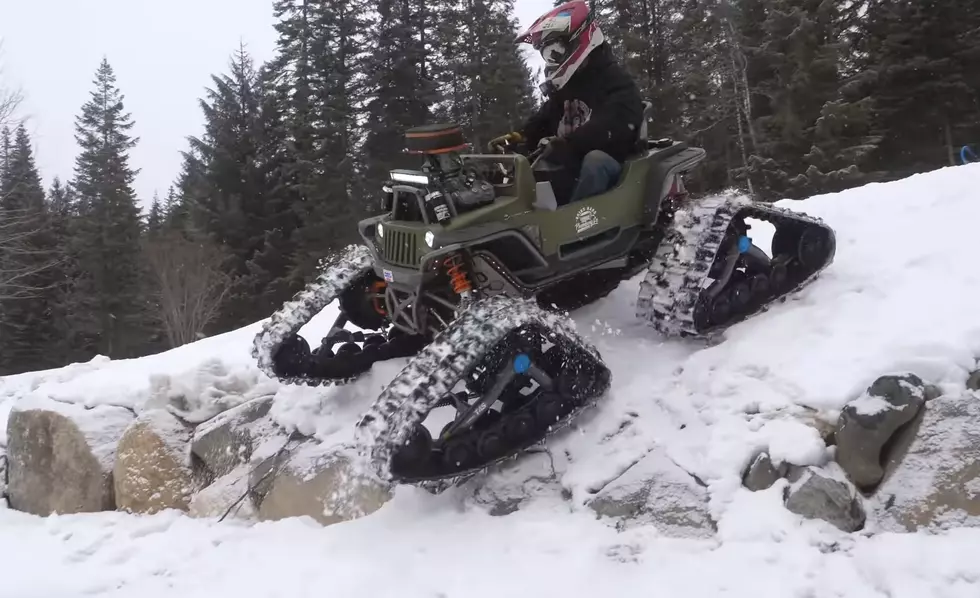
[
  {"xmin": 424, "ymin": 231, "xmax": 434, "ymax": 248},
  {"xmin": 376, "ymin": 223, "xmax": 384, "ymax": 238}
]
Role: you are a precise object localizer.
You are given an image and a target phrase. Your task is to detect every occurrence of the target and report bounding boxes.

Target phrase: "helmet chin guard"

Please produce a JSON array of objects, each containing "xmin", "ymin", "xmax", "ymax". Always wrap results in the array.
[{"xmin": 515, "ymin": 0, "xmax": 605, "ymax": 95}]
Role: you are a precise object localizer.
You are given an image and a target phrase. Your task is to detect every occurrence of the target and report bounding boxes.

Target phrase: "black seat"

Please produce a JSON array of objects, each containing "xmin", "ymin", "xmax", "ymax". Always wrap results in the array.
[{"xmin": 634, "ymin": 101, "xmax": 654, "ymax": 154}]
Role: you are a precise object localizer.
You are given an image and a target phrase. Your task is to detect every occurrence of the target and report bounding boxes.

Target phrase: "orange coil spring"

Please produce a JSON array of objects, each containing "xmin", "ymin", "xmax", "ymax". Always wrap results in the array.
[{"xmin": 445, "ymin": 255, "xmax": 472, "ymax": 294}]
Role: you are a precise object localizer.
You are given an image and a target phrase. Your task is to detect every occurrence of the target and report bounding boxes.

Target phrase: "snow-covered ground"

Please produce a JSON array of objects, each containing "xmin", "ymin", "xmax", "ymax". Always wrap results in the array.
[{"xmin": 3, "ymin": 163, "xmax": 980, "ymax": 597}]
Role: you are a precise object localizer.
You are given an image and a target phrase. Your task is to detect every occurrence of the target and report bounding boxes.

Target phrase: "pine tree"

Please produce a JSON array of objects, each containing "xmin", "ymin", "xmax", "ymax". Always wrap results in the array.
[
  {"xmin": 860, "ymin": 0, "xmax": 980, "ymax": 178},
  {"xmin": 188, "ymin": 46, "xmax": 301, "ymax": 332},
  {"xmin": 0, "ymin": 125, "xmax": 59, "ymax": 373},
  {"xmin": 740, "ymin": 0, "xmax": 845, "ymax": 199},
  {"xmin": 362, "ymin": 0, "xmax": 439, "ymax": 190},
  {"xmin": 65, "ymin": 57, "xmax": 147, "ymax": 359},
  {"xmin": 147, "ymin": 191, "xmax": 164, "ymax": 235},
  {"xmin": 432, "ymin": 0, "xmax": 536, "ymax": 149}
]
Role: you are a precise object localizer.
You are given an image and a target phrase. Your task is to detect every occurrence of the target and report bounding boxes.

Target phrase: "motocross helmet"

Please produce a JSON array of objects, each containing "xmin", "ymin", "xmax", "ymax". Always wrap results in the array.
[{"xmin": 515, "ymin": 0, "xmax": 606, "ymax": 95}]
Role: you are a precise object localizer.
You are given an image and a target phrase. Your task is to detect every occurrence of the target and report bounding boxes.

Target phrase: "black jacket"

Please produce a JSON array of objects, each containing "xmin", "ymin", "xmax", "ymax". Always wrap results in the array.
[{"xmin": 521, "ymin": 43, "xmax": 644, "ymax": 164}]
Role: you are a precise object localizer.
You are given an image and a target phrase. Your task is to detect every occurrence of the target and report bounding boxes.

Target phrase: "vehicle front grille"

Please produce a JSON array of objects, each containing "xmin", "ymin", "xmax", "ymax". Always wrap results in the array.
[{"xmin": 382, "ymin": 228, "xmax": 420, "ymax": 267}]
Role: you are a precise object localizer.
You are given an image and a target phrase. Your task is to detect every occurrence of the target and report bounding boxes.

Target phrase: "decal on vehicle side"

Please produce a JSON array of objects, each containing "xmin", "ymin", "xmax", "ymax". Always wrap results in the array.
[{"xmin": 574, "ymin": 206, "xmax": 599, "ymax": 234}]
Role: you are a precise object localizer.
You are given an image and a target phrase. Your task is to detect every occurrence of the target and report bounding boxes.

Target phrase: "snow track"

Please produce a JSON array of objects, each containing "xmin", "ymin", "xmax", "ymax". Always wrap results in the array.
[{"xmin": 3, "ymin": 164, "xmax": 980, "ymax": 597}]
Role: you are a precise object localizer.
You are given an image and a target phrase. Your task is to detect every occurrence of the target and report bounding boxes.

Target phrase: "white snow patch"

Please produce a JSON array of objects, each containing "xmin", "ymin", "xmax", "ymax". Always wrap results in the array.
[{"xmin": 849, "ymin": 392, "xmax": 901, "ymax": 416}]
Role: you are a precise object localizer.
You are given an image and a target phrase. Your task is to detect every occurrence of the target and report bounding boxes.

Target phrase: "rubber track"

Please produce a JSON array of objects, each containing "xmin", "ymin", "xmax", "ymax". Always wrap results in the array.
[
  {"xmin": 636, "ymin": 191, "xmax": 836, "ymax": 337},
  {"xmin": 251, "ymin": 244, "xmax": 375, "ymax": 386},
  {"xmin": 354, "ymin": 294, "xmax": 607, "ymax": 487}
]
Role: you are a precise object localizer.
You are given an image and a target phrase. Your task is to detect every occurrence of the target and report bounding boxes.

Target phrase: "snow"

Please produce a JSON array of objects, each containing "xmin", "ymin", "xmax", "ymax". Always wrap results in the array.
[
  {"xmin": 849, "ymin": 393, "xmax": 900, "ymax": 416},
  {"xmin": 1, "ymin": 163, "xmax": 980, "ymax": 595}
]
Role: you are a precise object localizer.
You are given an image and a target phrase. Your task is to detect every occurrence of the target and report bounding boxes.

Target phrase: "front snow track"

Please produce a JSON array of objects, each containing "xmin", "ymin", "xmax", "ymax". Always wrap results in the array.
[
  {"xmin": 250, "ymin": 244, "xmax": 427, "ymax": 387},
  {"xmin": 637, "ymin": 192, "xmax": 837, "ymax": 337},
  {"xmin": 355, "ymin": 294, "xmax": 611, "ymax": 487}
]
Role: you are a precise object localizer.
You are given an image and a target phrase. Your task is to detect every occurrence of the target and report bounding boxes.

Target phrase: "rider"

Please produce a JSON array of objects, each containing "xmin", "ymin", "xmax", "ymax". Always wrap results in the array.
[{"xmin": 492, "ymin": 1, "xmax": 644, "ymax": 206}]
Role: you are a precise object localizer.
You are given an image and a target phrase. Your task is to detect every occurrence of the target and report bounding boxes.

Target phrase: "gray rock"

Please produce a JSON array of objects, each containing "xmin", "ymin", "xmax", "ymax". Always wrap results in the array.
[
  {"xmin": 114, "ymin": 409, "xmax": 196, "ymax": 514},
  {"xmin": 870, "ymin": 394, "xmax": 980, "ymax": 532},
  {"xmin": 835, "ymin": 373, "xmax": 926, "ymax": 491},
  {"xmin": 966, "ymin": 370, "xmax": 980, "ymax": 392},
  {"xmin": 191, "ymin": 396, "xmax": 276, "ymax": 481},
  {"xmin": 1, "ymin": 450, "xmax": 7, "ymax": 507},
  {"xmin": 472, "ymin": 449, "xmax": 567, "ymax": 515},
  {"xmin": 188, "ymin": 465, "xmax": 255, "ymax": 521},
  {"xmin": 587, "ymin": 446, "xmax": 715, "ymax": 537},
  {"xmin": 784, "ymin": 466, "xmax": 866, "ymax": 532},
  {"xmin": 249, "ymin": 440, "xmax": 392, "ymax": 526},
  {"xmin": 5, "ymin": 400, "xmax": 133, "ymax": 515},
  {"xmin": 742, "ymin": 452, "xmax": 787, "ymax": 492}
]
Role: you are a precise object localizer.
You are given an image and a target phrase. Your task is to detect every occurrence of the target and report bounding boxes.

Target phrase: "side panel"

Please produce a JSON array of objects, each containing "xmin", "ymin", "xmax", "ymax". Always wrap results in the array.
[{"xmin": 537, "ymin": 157, "xmax": 651, "ymax": 257}]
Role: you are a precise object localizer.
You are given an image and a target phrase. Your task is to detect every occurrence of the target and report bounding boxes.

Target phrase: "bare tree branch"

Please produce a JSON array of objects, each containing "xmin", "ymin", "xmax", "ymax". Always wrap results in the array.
[
  {"xmin": 0, "ymin": 206, "xmax": 63, "ymax": 300},
  {"xmin": 0, "ymin": 41, "xmax": 24, "ymax": 128},
  {"xmin": 143, "ymin": 231, "xmax": 232, "ymax": 348}
]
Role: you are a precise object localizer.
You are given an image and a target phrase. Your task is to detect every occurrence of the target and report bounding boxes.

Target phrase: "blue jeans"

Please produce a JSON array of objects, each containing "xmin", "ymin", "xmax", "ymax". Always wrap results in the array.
[{"xmin": 570, "ymin": 150, "xmax": 622, "ymax": 202}]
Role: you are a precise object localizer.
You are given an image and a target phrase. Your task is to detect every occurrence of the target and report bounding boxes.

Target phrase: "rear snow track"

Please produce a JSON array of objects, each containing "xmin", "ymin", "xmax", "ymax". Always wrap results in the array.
[{"xmin": 3, "ymin": 163, "xmax": 980, "ymax": 597}]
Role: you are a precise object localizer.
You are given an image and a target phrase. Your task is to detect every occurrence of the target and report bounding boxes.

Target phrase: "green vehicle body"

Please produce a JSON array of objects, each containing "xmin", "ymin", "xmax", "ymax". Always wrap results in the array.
[{"xmin": 356, "ymin": 132, "xmax": 706, "ymax": 313}]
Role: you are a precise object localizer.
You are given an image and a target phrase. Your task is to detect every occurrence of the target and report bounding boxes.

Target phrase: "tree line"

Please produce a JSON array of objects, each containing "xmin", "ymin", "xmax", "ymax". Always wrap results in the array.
[{"xmin": 1, "ymin": 0, "xmax": 978, "ymax": 376}]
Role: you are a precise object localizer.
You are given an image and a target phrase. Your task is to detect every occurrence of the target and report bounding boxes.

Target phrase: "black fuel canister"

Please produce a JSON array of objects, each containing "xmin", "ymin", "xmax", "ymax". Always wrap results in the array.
[{"xmin": 425, "ymin": 190, "xmax": 453, "ymax": 224}]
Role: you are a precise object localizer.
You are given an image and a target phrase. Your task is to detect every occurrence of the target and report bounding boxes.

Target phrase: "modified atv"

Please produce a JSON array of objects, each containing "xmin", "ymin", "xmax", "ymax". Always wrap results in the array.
[{"xmin": 251, "ymin": 102, "xmax": 836, "ymax": 488}]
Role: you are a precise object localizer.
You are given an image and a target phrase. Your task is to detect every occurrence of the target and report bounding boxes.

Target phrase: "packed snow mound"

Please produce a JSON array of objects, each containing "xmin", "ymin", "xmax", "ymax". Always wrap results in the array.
[{"xmin": 2, "ymin": 163, "xmax": 980, "ymax": 597}]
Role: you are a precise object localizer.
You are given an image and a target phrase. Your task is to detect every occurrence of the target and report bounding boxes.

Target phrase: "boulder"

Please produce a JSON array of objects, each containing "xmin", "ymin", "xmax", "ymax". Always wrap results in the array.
[
  {"xmin": 472, "ymin": 449, "xmax": 568, "ymax": 515},
  {"xmin": 188, "ymin": 465, "xmax": 255, "ymax": 521},
  {"xmin": 1, "ymin": 451, "xmax": 7, "ymax": 508},
  {"xmin": 191, "ymin": 396, "xmax": 281, "ymax": 481},
  {"xmin": 587, "ymin": 446, "xmax": 715, "ymax": 537},
  {"xmin": 967, "ymin": 369, "xmax": 980, "ymax": 392},
  {"xmin": 114, "ymin": 409, "xmax": 196, "ymax": 514},
  {"xmin": 249, "ymin": 441, "xmax": 393, "ymax": 526},
  {"xmin": 870, "ymin": 394, "xmax": 980, "ymax": 532},
  {"xmin": 835, "ymin": 374, "xmax": 927, "ymax": 491},
  {"xmin": 742, "ymin": 451, "xmax": 787, "ymax": 492},
  {"xmin": 783, "ymin": 465, "xmax": 866, "ymax": 532},
  {"xmin": 5, "ymin": 399, "xmax": 134, "ymax": 515}
]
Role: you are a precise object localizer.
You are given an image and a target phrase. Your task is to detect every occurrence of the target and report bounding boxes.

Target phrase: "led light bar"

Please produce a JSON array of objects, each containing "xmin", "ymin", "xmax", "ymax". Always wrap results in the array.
[{"xmin": 389, "ymin": 170, "xmax": 430, "ymax": 185}]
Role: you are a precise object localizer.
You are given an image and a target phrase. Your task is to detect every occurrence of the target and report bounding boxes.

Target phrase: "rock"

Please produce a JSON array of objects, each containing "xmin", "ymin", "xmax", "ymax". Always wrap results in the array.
[
  {"xmin": 870, "ymin": 394, "xmax": 980, "ymax": 532},
  {"xmin": 966, "ymin": 370, "xmax": 980, "ymax": 392},
  {"xmin": 924, "ymin": 384, "xmax": 943, "ymax": 401},
  {"xmin": 249, "ymin": 441, "xmax": 393, "ymax": 526},
  {"xmin": 5, "ymin": 399, "xmax": 134, "ymax": 515},
  {"xmin": 472, "ymin": 449, "xmax": 567, "ymax": 515},
  {"xmin": 1, "ymin": 451, "xmax": 7, "ymax": 508},
  {"xmin": 188, "ymin": 465, "xmax": 255, "ymax": 521},
  {"xmin": 835, "ymin": 373, "xmax": 927, "ymax": 491},
  {"xmin": 784, "ymin": 466, "xmax": 866, "ymax": 532},
  {"xmin": 191, "ymin": 396, "xmax": 279, "ymax": 481},
  {"xmin": 114, "ymin": 409, "xmax": 196, "ymax": 514},
  {"xmin": 587, "ymin": 446, "xmax": 715, "ymax": 537},
  {"xmin": 742, "ymin": 452, "xmax": 787, "ymax": 492}
]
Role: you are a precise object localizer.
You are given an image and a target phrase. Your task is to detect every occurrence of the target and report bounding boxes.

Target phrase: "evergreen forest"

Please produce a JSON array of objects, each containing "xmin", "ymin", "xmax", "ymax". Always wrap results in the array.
[{"xmin": 1, "ymin": 0, "xmax": 978, "ymax": 375}]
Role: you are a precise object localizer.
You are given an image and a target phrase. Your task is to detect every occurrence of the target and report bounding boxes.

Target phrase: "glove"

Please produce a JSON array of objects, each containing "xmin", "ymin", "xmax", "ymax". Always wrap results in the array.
[
  {"xmin": 536, "ymin": 136, "xmax": 572, "ymax": 165},
  {"xmin": 488, "ymin": 131, "xmax": 524, "ymax": 152}
]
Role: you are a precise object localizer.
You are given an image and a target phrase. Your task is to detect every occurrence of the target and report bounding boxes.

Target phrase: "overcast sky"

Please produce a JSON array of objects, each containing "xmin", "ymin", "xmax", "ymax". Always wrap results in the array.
[{"xmin": 0, "ymin": 0, "xmax": 549, "ymax": 210}]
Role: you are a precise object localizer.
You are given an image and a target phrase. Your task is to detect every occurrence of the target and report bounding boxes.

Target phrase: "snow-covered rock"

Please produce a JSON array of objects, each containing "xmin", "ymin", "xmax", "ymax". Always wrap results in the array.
[
  {"xmin": 5, "ymin": 397, "xmax": 133, "ymax": 515},
  {"xmin": 471, "ymin": 448, "xmax": 569, "ymax": 516},
  {"xmin": 835, "ymin": 373, "xmax": 927, "ymax": 491},
  {"xmin": 869, "ymin": 393, "xmax": 980, "ymax": 532},
  {"xmin": 587, "ymin": 445, "xmax": 715, "ymax": 537},
  {"xmin": 249, "ymin": 441, "xmax": 393, "ymax": 526},
  {"xmin": 188, "ymin": 465, "xmax": 255, "ymax": 521},
  {"xmin": 191, "ymin": 395, "xmax": 282, "ymax": 481},
  {"xmin": 114, "ymin": 409, "xmax": 196, "ymax": 514},
  {"xmin": 783, "ymin": 465, "xmax": 866, "ymax": 532},
  {"xmin": 742, "ymin": 451, "xmax": 787, "ymax": 492}
]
